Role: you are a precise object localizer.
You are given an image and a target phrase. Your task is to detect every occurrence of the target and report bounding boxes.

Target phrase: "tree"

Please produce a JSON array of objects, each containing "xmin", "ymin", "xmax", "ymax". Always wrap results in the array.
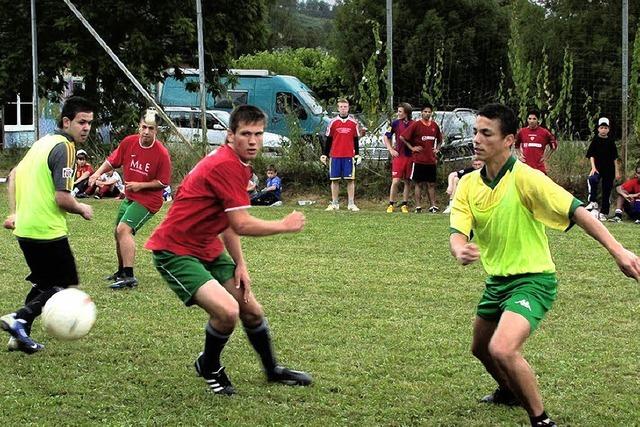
[{"xmin": 0, "ymin": 0, "xmax": 270, "ymax": 131}]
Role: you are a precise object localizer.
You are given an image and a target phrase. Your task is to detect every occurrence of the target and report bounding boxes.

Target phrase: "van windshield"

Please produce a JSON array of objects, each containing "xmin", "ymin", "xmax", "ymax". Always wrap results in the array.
[{"xmin": 298, "ymin": 91, "xmax": 324, "ymax": 115}]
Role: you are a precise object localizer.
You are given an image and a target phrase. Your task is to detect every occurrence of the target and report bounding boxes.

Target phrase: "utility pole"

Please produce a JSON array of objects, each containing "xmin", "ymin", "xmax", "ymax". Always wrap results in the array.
[
  {"xmin": 386, "ymin": 0, "xmax": 393, "ymax": 111},
  {"xmin": 31, "ymin": 0, "xmax": 39, "ymax": 139},
  {"xmin": 196, "ymin": 0, "xmax": 207, "ymax": 145},
  {"xmin": 622, "ymin": 0, "xmax": 629, "ymax": 173}
]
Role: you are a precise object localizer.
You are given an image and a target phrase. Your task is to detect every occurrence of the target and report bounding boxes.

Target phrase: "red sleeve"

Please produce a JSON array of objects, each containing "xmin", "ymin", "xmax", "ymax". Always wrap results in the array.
[
  {"xmin": 548, "ymin": 129, "xmax": 557, "ymax": 150},
  {"xmin": 107, "ymin": 137, "xmax": 129, "ymax": 168},
  {"xmin": 325, "ymin": 120, "xmax": 335, "ymax": 137},
  {"xmin": 206, "ymin": 161, "xmax": 250, "ymax": 210},
  {"xmin": 621, "ymin": 180, "xmax": 635, "ymax": 193}
]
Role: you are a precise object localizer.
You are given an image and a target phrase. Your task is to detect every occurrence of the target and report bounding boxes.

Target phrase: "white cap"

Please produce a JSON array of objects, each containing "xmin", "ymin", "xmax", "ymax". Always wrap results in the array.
[
  {"xmin": 76, "ymin": 149, "xmax": 88, "ymax": 157},
  {"xmin": 598, "ymin": 117, "xmax": 610, "ymax": 127}
]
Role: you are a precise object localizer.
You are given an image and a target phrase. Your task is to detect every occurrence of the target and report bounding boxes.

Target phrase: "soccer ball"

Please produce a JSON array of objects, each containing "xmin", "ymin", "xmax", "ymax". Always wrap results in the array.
[{"xmin": 42, "ymin": 288, "xmax": 96, "ymax": 340}]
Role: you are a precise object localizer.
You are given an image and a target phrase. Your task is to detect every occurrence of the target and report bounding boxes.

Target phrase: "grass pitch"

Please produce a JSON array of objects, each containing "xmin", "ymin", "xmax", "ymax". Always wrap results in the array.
[{"xmin": 0, "ymin": 196, "xmax": 638, "ymax": 426}]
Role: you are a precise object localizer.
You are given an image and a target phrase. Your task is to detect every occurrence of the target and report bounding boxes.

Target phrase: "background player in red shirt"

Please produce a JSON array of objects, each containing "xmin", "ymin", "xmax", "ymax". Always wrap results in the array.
[
  {"xmin": 611, "ymin": 164, "xmax": 640, "ymax": 223},
  {"xmin": 90, "ymin": 109, "xmax": 172, "ymax": 289},
  {"xmin": 515, "ymin": 109, "xmax": 557, "ymax": 174},
  {"xmin": 321, "ymin": 98, "xmax": 361, "ymax": 211},
  {"xmin": 400, "ymin": 104, "xmax": 442, "ymax": 213},
  {"xmin": 145, "ymin": 105, "xmax": 311, "ymax": 395},
  {"xmin": 383, "ymin": 102, "xmax": 414, "ymax": 213}
]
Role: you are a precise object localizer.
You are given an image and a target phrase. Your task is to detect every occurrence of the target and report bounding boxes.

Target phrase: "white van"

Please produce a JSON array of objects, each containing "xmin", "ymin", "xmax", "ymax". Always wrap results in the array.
[{"xmin": 163, "ymin": 106, "xmax": 289, "ymax": 156}]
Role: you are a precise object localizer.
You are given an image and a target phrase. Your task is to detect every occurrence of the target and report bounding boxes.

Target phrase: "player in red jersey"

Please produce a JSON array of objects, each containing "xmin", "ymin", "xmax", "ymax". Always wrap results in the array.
[
  {"xmin": 400, "ymin": 104, "xmax": 442, "ymax": 213},
  {"xmin": 383, "ymin": 102, "xmax": 414, "ymax": 213},
  {"xmin": 321, "ymin": 99, "xmax": 361, "ymax": 211},
  {"xmin": 515, "ymin": 109, "xmax": 557, "ymax": 174},
  {"xmin": 145, "ymin": 105, "xmax": 311, "ymax": 395},
  {"xmin": 89, "ymin": 109, "xmax": 172, "ymax": 289}
]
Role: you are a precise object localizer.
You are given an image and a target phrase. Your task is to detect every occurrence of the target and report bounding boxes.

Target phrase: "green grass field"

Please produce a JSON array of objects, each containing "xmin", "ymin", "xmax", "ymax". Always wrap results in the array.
[{"xmin": 0, "ymin": 196, "xmax": 638, "ymax": 426}]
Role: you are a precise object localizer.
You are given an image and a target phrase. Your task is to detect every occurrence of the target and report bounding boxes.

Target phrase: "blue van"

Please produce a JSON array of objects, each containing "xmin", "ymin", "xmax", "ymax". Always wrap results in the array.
[{"xmin": 158, "ymin": 69, "xmax": 330, "ymax": 138}]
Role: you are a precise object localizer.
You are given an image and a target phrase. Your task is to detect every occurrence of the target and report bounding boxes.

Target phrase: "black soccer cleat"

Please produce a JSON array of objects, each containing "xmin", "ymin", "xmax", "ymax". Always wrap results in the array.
[
  {"xmin": 267, "ymin": 365, "xmax": 312, "ymax": 386},
  {"xmin": 109, "ymin": 276, "xmax": 138, "ymax": 290},
  {"xmin": 480, "ymin": 387, "xmax": 521, "ymax": 407},
  {"xmin": 194, "ymin": 352, "xmax": 236, "ymax": 395},
  {"xmin": 533, "ymin": 418, "xmax": 557, "ymax": 427},
  {"xmin": 105, "ymin": 270, "xmax": 122, "ymax": 281}
]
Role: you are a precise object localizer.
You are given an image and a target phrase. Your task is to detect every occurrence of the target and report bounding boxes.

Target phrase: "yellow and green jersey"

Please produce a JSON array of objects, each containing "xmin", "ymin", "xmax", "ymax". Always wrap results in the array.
[
  {"xmin": 14, "ymin": 134, "xmax": 75, "ymax": 240},
  {"xmin": 450, "ymin": 156, "xmax": 582, "ymax": 278}
]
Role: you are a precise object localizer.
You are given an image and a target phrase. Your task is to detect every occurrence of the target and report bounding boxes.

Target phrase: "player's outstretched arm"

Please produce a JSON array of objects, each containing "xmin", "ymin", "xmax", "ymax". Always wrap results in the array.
[
  {"xmin": 573, "ymin": 206, "xmax": 640, "ymax": 281},
  {"xmin": 227, "ymin": 209, "xmax": 305, "ymax": 237},
  {"xmin": 4, "ymin": 168, "xmax": 16, "ymax": 229},
  {"xmin": 450, "ymin": 232, "xmax": 480, "ymax": 266},
  {"xmin": 88, "ymin": 161, "xmax": 113, "ymax": 186},
  {"xmin": 55, "ymin": 191, "xmax": 93, "ymax": 220}
]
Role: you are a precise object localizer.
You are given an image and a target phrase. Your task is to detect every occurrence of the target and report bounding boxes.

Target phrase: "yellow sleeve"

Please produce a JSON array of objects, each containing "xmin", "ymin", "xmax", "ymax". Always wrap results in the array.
[
  {"xmin": 449, "ymin": 174, "xmax": 473, "ymax": 237},
  {"xmin": 516, "ymin": 165, "xmax": 576, "ymax": 231}
]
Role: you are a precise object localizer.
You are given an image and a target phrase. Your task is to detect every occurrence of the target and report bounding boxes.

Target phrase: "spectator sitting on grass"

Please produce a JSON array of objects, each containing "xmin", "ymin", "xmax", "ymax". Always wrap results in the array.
[
  {"xmin": 610, "ymin": 164, "xmax": 640, "ymax": 223},
  {"xmin": 94, "ymin": 170, "xmax": 124, "ymax": 199},
  {"xmin": 72, "ymin": 149, "xmax": 94, "ymax": 197},
  {"xmin": 251, "ymin": 165, "xmax": 282, "ymax": 206},
  {"xmin": 247, "ymin": 173, "xmax": 259, "ymax": 198}
]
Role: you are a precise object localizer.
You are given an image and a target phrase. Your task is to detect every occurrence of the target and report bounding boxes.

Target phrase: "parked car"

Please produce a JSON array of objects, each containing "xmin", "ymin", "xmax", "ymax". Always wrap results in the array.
[
  {"xmin": 412, "ymin": 108, "xmax": 477, "ymax": 161},
  {"xmin": 162, "ymin": 106, "xmax": 289, "ymax": 156},
  {"xmin": 358, "ymin": 108, "xmax": 477, "ymax": 162}
]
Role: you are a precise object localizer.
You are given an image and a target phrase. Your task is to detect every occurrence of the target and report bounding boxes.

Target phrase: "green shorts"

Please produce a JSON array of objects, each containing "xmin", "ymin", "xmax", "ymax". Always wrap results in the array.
[
  {"xmin": 476, "ymin": 273, "xmax": 558, "ymax": 332},
  {"xmin": 152, "ymin": 250, "xmax": 236, "ymax": 306},
  {"xmin": 116, "ymin": 199, "xmax": 153, "ymax": 235}
]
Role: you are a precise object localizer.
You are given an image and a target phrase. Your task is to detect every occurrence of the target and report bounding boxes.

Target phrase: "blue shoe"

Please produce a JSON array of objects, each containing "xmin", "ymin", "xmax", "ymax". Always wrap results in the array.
[
  {"xmin": 0, "ymin": 314, "xmax": 44, "ymax": 354},
  {"xmin": 109, "ymin": 276, "xmax": 138, "ymax": 289}
]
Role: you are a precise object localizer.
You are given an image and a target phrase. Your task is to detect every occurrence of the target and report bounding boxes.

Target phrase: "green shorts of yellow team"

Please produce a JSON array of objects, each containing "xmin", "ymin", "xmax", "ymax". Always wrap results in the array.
[
  {"xmin": 116, "ymin": 199, "xmax": 154, "ymax": 235},
  {"xmin": 152, "ymin": 250, "xmax": 236, "ymax": 306},
  {"xmin": 476, "ymin": 272, "xmax": 558, "ymax": 332}
]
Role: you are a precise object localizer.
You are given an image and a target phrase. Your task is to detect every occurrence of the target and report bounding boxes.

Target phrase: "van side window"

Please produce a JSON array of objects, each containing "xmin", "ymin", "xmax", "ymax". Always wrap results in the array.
[
  {"xmin": 214, "ymin": 91, "xmax": 248, "ymax": 109},
  {"xmin": 276, "ymin": 92, "xmax": 307, "ymax": 120}
]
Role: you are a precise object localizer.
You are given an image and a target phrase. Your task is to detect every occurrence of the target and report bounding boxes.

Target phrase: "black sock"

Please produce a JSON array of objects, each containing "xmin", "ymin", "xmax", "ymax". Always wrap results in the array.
[
  {"xmin": 15, "ymin": 287, "xmax": 60, "ymax": 325},
  {"xmin": 530, "ymin": 411, "xmax": 550, "ymax": 426},
  {"xmin": 202, "ymin": 323, "xmax": 230, "ymax": 373},
  {"xmin": 123, "ymin": 267, "xmax": 134, "ymax": 278},
  {"xmin": 401, "ymin": 201, "xmax": 407, "ymax": 206},
  {"xmin": 388, "ymin": 201, "xmax": 394, "ymax": 206},
  {"xmin": 244, "ymin": 319, "xmax": 277, "ymax": 374}
]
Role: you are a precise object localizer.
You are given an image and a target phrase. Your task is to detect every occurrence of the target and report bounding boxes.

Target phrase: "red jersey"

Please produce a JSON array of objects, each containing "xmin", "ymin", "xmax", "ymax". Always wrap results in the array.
[
  {"xmin": 145, "ymin": 144, "xmax": 251, "ymax": 262},
  {"xmin": 621, "ymin": 177, "xmax": 640, "ymax": 195},
  {"xmin": 325, "ymin": 115, "xmax": 360, "ymax": 158},
  {"xmin": 75, "ymin": 163, "xmax": 93, "ymax": 179},
  {"xmin": 107, "ymin": 135, "xmax": 172, "ymax": 213},
  {"xmin": 385, "ymin": 118, "xmax": 414, "ymax": 157},
  {"xmin": 401, "ymin": 120, "xmax": 442, "ymax": 165},
  {"xmin": 515, "ymin": 126, "xmax": 557, "ymax": 173}
]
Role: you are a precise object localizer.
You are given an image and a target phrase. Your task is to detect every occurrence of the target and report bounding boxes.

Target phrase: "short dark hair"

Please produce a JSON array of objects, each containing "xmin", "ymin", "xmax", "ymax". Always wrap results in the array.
[
  {"xmin": 527, "ymin": 109, "xmax": 540, "ymax": 119},
  {"xmin": 58, "ymin": 96, "xmax": 95, "ymax": 128},
  {"xmin": 76, "ymin": 154, "xmax": 87, "ymax": 160},
  {"xmin": 477, "ymin": 103, "xmax": 518, "ymax": 137},
  {"xmin": 267, "ymin": 164, "xmax": 277, "ymax": 173},
  {"xmin": 422, "ymin": 103, "xmax": 434, "ymax": 111},
  {"xmin": 229, "ymin": 105, "xmax": 267, "ymax": 133},
  {"xmin": 398, "ymin": 102, "xmax": 412, "ymax": 116}
]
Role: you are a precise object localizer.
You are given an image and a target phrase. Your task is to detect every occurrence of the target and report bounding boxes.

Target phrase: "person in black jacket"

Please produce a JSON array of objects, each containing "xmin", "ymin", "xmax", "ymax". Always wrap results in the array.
[{"xmin": 585, "ymin": 117, "xmax": 621, "ymax": 221}]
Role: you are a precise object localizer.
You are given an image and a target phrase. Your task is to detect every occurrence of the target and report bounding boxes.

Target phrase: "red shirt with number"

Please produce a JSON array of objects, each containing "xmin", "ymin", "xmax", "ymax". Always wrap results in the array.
[
  {"xmin": 145, "ymin": 144, "xmax": 252, "ymax": 262},
  {"xmin": 401, "ymin": 119, "xmax": 442, "ymax": 165},
  {"xmin": 107, "ymin": 135, "xmax": 171, "ymax": 213},
  {"xmin": 515, "ymin": 126, "xmax": 557, "ymax": 173}
]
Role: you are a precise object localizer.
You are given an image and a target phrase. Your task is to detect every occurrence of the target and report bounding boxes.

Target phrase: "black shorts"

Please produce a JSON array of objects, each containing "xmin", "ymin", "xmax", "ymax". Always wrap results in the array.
[
  {"xmin": 411, "ymin": 163, "xmax": 437, "ymax": 183},
  {"xmin": 18, "ymin": 237, "xmax": 79, "ymax": 289}
]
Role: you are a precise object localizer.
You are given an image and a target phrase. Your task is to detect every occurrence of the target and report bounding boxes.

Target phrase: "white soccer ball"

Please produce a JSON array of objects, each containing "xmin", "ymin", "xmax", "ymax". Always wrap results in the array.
[{"xmin": 42, "ymin": 288, "xmax": 96, "ymax": 341}]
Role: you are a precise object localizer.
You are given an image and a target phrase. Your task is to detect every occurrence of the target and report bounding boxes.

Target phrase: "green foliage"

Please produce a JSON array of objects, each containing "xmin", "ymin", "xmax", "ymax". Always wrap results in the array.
[
  {"xmin": 581, "ymin": 88, "xmax": 601, "ymax": 135},
  {"xmin": 0, "ymin": 0, "xmax": 270, "ymax": 130},
  {"xmin": 267, "ymin": 0, "xmax": 334, "ymax": 49},
  {"xmin": 507, "ymin": 3, "xmax": 533, "ymax": 121},
  {"xmin": 630, "ymin": 21, "xmax": 640, "ymax": 147},
  {"xmin": 549, "ymin": 48, "xmax": 574, "ymax": 137},
  {"xmin": 232, "ymin": 48, "xmax": 345, "ymax": 103},
  {"xmin": 357, "ymin": 21, "xmax": 386, "ymax": 130},
  {"xmin": 534, "ymin": 46, "xmax": 553, "ymax": 122},
  {"xmin": 421, "ymin": 40, "xmax": 444, "ymax": 110}
]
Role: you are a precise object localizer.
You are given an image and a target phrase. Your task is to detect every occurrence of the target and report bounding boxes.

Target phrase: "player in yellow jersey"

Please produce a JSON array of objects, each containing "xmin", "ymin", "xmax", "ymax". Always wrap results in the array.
[{"xmin": 449, "ymin": 103, "xmax": 640, "ymax": 427}]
